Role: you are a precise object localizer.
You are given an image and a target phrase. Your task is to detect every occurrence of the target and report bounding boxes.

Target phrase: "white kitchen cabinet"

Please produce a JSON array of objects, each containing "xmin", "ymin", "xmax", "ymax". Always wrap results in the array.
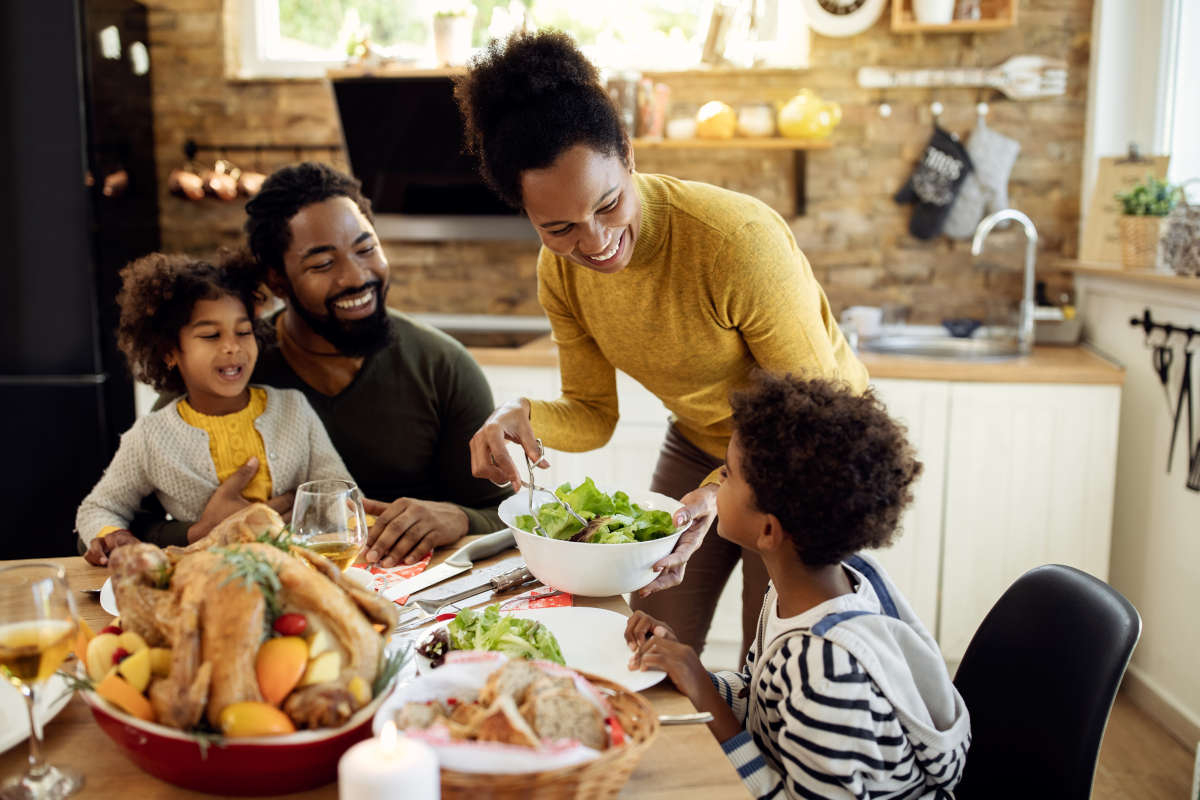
[
  {"xmin": 938, "ymin": 381, "xmax": 1121, "ymax": 663},
  {"xmin": 869, "ymin": 379, "xmax": 951, "ymax": 635}
]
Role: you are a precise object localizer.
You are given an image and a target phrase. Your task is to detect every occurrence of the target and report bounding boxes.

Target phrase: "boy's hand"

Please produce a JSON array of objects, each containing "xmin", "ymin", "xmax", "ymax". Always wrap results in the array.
[
  {"xmin": 84, "ymin": 530, "xmax": 139, "ymax": 566},
  {"xmin": 624, "ymin": 611, "xmax": 677, "ymax": 649},
  {"xmin": 629, "ymin": 632, "xmax": 709, "ymax": 700}
]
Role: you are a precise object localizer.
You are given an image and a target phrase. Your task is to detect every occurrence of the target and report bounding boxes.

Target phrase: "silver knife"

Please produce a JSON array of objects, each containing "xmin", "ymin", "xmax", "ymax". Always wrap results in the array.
[
  {"xmin": 381, "ymin": 529, "xmax": 515, "ymax": 603},
  {"xmin": 392, "ymin": 566, "xmax": 538, "ymax": 634}
]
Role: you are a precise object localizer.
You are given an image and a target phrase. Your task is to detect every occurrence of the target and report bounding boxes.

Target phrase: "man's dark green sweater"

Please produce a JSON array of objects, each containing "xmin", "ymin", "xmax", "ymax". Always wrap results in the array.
[{"xmin": 253, "ymin": 311, "xmax": 511, "ymax": 534}]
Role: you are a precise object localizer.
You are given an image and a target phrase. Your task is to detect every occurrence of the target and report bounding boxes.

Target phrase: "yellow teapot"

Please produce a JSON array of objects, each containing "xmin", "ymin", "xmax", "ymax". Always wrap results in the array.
[{"xmin": 778, "ymin": 90, "xmax": 841, "ymax": 140}]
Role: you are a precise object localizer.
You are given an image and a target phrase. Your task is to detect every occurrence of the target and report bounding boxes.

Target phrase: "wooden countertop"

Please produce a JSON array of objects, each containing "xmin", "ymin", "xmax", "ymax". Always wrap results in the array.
[
  {"xmin": 1051, "ymin": 259, "xmax": 1200, "ymax": 292},
  {"xmin": 471, "ymin": 337, "xmax": 1125, "ymax": 385},
  {"xmin": 0, "ymin": 548, "xmax": 744, "ymax": 799}
]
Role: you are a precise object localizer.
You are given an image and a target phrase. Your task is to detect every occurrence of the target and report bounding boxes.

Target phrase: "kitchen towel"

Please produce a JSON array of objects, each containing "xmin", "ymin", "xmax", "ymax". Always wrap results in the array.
[
  {"xmin": 895, "ymin": 126, "xmax": 974, "ymax": 240},
  {"xmin": 943, "ymin": 118, "xmax": 1021, "ymax": 239}
]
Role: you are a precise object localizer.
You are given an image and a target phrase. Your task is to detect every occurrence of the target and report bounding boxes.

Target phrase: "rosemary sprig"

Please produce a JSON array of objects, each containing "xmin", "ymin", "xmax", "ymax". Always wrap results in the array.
[
  {"xmin": 372, "ymin": 644, "xmax": 411, "ymax": 697},
  {"xmin": 52, "ymin": 669, "xmax": 94, "ymax": 706},
  {"xmin": 214, "ymin": 546, "xmax": 282, "ymax": 621},
  {"xmin": 188, "ymin": 727, "xmax": 225, "ymax": 760},
  {"xmin": 257, "ymin": 525, "xmax": 295, "ymax": 553}
]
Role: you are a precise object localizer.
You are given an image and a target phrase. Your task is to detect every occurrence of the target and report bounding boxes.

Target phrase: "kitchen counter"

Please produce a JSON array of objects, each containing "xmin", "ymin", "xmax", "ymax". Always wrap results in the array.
[{"xmin": 469, "ymin": 337, "xmax": 1126, "ymax": 385}]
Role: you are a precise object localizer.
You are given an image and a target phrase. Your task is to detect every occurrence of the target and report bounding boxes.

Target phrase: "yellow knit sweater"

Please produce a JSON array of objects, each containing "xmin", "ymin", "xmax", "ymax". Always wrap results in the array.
[
  {"xmin": 528, "ymin": 172, "xmax": 868, "ymax": 461},
  {"xmin": 176, "ymin": 387, "xmax": 273, "ymax": 502}
]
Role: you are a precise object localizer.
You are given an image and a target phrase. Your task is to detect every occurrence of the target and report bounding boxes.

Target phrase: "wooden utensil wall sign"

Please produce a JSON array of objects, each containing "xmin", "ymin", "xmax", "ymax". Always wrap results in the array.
[{"xmin": 1081, "ymin": 154, "xmax": 1170, "ymax": 264}]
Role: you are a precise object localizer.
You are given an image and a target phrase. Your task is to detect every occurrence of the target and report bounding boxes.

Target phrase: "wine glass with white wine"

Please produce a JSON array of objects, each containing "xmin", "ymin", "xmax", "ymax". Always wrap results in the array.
[
  {"xmin": 0, "ymin": 564, "xmax": 83, "ymax": 799},
  {"xmin": 291, "ymin": 479, "xmax": 368, "ymax": 571}
]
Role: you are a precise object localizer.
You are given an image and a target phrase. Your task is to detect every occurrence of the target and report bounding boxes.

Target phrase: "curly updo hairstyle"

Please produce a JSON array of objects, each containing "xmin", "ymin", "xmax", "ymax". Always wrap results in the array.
[
  {"xmin": 729, "ymin": 373, "xmax": 923, "ymax": 567},
  {"xmin": 454, "ymin": 29, "xmax": 628, "ymax": 209},
  {"xmin": 243, "ymin": 162, "xmax": 374, "ymax": 279},
  {"xmin": 115, "ymin": 252, "xmax": 264, "ymax": 394}
]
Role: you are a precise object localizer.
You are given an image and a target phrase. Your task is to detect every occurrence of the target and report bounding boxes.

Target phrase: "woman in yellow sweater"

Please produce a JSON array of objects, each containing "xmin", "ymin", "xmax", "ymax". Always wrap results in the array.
[{"xmin": 461, "ymin": 31, "xmax": 867, "ymax": 657}]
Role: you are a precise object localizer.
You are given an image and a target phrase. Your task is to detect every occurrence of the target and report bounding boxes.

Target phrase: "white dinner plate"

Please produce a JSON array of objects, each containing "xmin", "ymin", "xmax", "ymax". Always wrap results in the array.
[
  {"xmin": 0, "ymin": 673, "xmax": 74, "ymax": 756},
  {"xmin": 409, "ymin": 606, "xmax": 666, "ymax": 693},
  {"xmin": 99, "ymin": 577, "xmax": 118, "ymax": 617}
]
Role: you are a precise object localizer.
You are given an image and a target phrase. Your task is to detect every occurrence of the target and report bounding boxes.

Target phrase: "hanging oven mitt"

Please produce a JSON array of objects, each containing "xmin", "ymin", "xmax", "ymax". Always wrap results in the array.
[
  {"xmin": 943, "ymin": 118, "xmax": 1021, "ymax": 239},
  {"xmin": 895, "ymin": 125, "xmax": 974, "ymax": 240}
]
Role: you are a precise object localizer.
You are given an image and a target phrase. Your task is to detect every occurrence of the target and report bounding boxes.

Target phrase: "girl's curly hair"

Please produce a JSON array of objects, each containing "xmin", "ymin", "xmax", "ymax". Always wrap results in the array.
[
  {"xmin": 115, "ymin": 251, "xmax": 265, "ymax": 393},
  {"xmin": 729, "ymin": 373, "xmax": 923, "ymax": 567},
  {"xmin": 454, "ymin": 29, "xmax": 628, "ymax": 208}
]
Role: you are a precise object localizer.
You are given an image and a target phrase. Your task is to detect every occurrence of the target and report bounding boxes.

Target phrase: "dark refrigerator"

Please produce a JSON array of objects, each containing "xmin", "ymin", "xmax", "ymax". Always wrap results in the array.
[{"xmin": 0, "ymin": 0, "xmax": 160, "ymax": 559}]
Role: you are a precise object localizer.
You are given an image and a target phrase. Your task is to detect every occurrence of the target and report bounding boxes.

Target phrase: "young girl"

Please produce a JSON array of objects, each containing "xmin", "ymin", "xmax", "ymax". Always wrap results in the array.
[
  {"xmin": 624, "ymin": 374, "xmax": 970, "ymax": 800},
  {"xmin": 77, "ymin": 252, "xmax": 353, "ymax": 565}
]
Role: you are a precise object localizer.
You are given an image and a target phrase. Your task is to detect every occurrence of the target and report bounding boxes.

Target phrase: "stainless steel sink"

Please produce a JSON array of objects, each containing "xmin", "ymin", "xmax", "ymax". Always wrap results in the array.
[{"xmin": 860, "ymin": 328, "xmax": 1021, "ymax": 360}]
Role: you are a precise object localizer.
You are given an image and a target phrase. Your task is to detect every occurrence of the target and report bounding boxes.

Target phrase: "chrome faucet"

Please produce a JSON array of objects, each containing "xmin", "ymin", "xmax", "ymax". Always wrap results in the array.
[{"xmin": 971, "ymin": 209, "xmax": 1038, "ymax": 355}]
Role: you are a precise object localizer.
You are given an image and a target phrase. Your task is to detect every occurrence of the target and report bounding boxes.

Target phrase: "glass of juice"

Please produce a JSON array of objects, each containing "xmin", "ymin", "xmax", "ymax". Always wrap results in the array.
[
  {"xmin": 291, "ymin": 480, "xmax": 368, "ymax": 571},
  {"xmin": 0, "ymin": 563, "xmax": 83, "ymax": 799}
]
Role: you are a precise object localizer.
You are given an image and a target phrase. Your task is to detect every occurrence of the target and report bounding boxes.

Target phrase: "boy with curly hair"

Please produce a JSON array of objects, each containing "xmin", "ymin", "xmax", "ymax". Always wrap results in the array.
[
  {"xmin": 76, "ymin": 252, "xmax": 353, "ymax": 564},
  {"xmin": 625, "ymin": 373, "xmax": 970, "ymax": 799}
]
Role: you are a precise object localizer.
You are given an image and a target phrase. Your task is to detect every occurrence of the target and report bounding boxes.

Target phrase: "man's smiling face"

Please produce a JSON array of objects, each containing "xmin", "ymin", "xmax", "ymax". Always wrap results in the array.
[{"xmin": 274, "ymin": 196, "xmax": 390, "ymax": 356}]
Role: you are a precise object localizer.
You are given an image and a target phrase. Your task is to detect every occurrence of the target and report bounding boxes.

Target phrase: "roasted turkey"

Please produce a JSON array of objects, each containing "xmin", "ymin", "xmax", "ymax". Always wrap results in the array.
[{"xmin": 107, "ymin": 503, "xmax": 398, "ymax": 730}]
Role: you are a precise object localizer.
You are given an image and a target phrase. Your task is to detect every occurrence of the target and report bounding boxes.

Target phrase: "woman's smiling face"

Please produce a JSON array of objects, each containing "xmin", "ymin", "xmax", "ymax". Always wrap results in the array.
[{"xmin": 519, "ymin": 144, "xmax": 641, "ymax": 274}]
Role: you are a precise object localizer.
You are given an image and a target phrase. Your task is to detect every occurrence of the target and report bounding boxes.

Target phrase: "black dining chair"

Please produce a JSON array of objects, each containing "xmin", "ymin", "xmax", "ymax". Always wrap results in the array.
[{"xmin": 951, "ymin": 564, "xmax": 1141, "ymax": 800}]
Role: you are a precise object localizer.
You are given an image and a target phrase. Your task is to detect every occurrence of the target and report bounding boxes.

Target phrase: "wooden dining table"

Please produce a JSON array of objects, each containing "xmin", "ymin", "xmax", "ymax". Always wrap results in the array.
[{"xmin": 0, "ymin": 541, "xmax": 748, "ymax": 799}]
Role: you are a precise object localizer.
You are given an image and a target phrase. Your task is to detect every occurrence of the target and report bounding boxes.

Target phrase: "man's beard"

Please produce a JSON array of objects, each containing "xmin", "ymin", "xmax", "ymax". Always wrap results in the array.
[{"xmin": 285, "ymin": 280, "xmax": 390, "ymax": 357}]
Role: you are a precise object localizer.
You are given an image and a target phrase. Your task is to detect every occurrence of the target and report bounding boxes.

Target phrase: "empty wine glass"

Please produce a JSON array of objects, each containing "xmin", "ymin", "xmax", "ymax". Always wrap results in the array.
[
  {"xmin": 291, "ymin": 480, "xmax": 368, "ymax": 571},
  {"xmin": 0, "ymin": 564, "xmax": 83, "ymax": 799}
]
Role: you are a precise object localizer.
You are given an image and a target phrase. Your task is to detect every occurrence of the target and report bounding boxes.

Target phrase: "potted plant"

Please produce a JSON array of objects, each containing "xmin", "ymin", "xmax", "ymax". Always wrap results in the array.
[
  {"xmin": 432, "ymin": 2, "xmax": 476, "ymax": 67},
  {"xmin": 1115, "ymin": 175, "xmax": 1181, "ymax": 270}
]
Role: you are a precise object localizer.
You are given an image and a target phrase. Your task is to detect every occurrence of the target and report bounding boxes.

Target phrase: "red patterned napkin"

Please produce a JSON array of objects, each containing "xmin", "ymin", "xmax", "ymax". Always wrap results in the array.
[
  {"xmin": 499, "ymin": 585, "xmax": 573, "ymax": 611},
  {"xmin": 361, "ymin": 554, "xmax": 433, "ymax": 605}
]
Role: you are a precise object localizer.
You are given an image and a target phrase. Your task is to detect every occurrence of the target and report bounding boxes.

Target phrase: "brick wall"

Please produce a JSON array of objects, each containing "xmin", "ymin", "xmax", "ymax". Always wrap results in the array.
[{"xmin": 147, "ymin": 0, "xmax": 1089, "ymax": 322}]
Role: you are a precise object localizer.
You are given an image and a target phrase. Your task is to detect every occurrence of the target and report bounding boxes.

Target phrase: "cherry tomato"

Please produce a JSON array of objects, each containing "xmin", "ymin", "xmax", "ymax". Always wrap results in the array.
[{"xmin": 272, "ymin": 613, "xmax": 307, "ymax": 636}]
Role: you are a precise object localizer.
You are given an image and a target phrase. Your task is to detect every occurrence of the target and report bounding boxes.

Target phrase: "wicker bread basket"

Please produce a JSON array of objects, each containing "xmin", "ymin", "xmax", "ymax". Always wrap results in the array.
[{"xmin": 438, "ymin": 671, "xmax": 661, "ymax": 800}]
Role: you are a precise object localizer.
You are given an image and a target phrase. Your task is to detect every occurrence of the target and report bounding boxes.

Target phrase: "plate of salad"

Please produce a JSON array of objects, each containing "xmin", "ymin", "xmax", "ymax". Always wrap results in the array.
[{"xmin": 413, "ymin": 605, "xmax": 666, "ymax": 693}]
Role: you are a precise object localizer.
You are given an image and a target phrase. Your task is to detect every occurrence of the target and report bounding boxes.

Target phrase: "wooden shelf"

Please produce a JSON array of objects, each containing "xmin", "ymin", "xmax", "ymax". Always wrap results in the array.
[
  {"xmin": 1050, "ymin": 259, "xmax": 1200, "ymax": 292},
  {"xmin": 631, "ymin": 137, "xmax": 832, "ymax": 150},
  {"xmin": 632, "ymin": 137, "xmax": 830, "ymax": 215},
  {"xmin": 892, "ymin": 0, "xmax": 1017, "ymax": 33}
]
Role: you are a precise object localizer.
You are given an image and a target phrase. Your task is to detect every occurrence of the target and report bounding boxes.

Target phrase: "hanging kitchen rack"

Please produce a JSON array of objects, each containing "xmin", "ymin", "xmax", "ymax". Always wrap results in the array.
[
  {"xmin": 183, "ymin": 139, "xmax": 343, "ymax": 161},
  {"xmin": 1129, "ymin": 308, "xmax": 1200, "ymax": 342},
  {"xmin": 1131, "ymin": 308, "xmax": 1200, "ymax": 492}
]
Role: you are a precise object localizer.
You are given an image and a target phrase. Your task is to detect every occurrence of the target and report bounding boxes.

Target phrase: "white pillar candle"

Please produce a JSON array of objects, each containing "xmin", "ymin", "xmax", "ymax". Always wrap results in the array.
[{"xmin": 338, "ymin": 722, "xmax": 440, "ymax": 800}]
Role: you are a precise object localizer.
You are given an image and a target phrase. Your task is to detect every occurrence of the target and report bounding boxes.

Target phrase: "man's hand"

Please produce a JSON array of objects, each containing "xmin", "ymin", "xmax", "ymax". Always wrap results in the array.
[
  {"xmin": 362, "ymin": 498, "xmax": 469, "ymax": 567},
  {"xmin": 639, "ymin": 482, "xmax": 719, "ymax": 597},
  {"xmin": 186, "ymin": 457, "xmax": 295, "ymax": 543},
  {"xmin": 84, "ymin": 530, "xmax": 140, "ymax": 567}
]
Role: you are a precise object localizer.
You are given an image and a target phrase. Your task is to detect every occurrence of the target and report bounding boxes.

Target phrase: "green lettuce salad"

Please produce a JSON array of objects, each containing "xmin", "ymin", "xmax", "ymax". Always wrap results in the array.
[{"xmin": 514, "ymin": 477, "xmax": 677, "ymax": 544}]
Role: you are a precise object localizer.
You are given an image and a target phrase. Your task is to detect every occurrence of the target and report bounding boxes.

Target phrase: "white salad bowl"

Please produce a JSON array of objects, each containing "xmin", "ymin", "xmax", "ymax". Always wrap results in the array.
[{"xmin": 498, "ymin": 488, "xmax": 683, "ymax": 596}]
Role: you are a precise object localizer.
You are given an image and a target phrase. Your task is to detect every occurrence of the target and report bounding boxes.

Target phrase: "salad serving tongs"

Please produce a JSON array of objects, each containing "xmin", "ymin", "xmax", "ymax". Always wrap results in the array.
[{"xmin": 524, "ymin": 438, "xmax": 588, "ymax": 536}]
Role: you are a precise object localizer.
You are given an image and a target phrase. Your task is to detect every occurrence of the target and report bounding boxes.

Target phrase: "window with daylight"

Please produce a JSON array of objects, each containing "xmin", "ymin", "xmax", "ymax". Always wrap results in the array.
[{"xmin": 237, "ymin": 0, "xmax": 708, "ymax": 78}]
